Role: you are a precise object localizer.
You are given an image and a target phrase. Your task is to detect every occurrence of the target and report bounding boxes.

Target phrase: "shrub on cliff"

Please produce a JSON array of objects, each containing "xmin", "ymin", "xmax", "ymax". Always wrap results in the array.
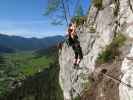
[
  {"xmin": 93, "ymin": 0, "xmax": 103, "ymax": 9},
  {"xmin": 97, "ymin": 33, "xmax": 126, "ymax": 64},
  {"xmin": 71, "ymin": 16, "xmax": 87, "ymax": 27}
]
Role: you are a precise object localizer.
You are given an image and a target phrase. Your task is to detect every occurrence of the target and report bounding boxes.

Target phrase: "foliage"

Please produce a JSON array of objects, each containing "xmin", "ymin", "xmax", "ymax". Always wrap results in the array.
[
  {"xmin": 3, "ymin": 62, "xmax": 64, "ymax": 100},
  {"xmin": 0, "ymin": 55, "xmax": 19, "ymax": 96},
  {"xmin": 45, "ymin": 0, "xmax": 69, "ymax": 25},
  {"xmin": 97, "ymin": 33, "xmax": 126, "ymax": 64},
  {"xmin": 8, "ymin": 52, "xmax": 54, "ymax": 77},
  {"xmin": 0, "ymin": 48, "xmax": 58, "ymax": 97},
  {"xmin": 44, "ymin": 0, "xmax": 86, "ymax": 25},
  {"xmin": 35, "ymin": 46, "xmax": 58, "ymax": 58},
  {"xmin": 76, "ymin": 4, "xmax": 84, "ymax": 17},
  {"xmin": 72, "ymin": 4, "xmax": 86, "ymax": 27},
  {"xmin": 44, "ymin": 0, "xmax": 61, "ymax": 15},
  {"xmin": 93, "ymin": 0, "xmax": 103, "ymax": 9},
  {"xmin": 71, "ymin": 16, "xmax": 87, "ymax": 26},
  {"xmin": 0, "ymin": 55, "xmax": 5, "ymax": 67},
  {"xmin": 74, "ymin": 96, "xmax": 81, "ymax": 100}
]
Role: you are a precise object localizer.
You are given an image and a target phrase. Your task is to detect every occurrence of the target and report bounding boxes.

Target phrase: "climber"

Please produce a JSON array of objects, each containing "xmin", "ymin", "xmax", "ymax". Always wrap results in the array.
[{"xmin": 67, "ymin": 22, "xmax": 83, "ymax": 66}]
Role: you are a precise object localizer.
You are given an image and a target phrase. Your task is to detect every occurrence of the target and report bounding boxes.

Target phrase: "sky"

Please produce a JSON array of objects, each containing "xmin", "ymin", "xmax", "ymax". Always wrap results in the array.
[{"xmin": 0, "ymin": 0, "xmax": 91, "ymax": 38}]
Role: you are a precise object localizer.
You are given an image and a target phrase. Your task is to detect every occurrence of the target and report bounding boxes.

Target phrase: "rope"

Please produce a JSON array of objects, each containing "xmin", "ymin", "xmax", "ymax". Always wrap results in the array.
[
  {"xmin": 101, "ymin": 71, "xmax": 133, "ymax": 89},
  {"xmin": 100, "ymin": 56, "xmax": 133, "ymax": 89}
]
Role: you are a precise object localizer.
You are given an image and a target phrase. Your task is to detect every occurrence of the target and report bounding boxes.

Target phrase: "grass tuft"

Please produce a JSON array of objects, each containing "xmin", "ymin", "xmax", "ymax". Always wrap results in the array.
[{"xmin": 97, "ymin": 33, "xmax": 126, "ymax": 64}]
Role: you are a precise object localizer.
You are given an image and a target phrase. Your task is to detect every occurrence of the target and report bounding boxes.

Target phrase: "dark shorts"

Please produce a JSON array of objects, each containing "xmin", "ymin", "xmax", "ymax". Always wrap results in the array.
[{"xmin": 68, "ymin": 36, "xmax": 83, "ymax": 59}]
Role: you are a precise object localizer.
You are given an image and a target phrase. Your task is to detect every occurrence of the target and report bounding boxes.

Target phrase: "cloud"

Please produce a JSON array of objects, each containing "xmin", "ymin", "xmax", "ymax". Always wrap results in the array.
[{"xmin": 0, "ymin": 20, "xmax": 66, "ymax": 37}]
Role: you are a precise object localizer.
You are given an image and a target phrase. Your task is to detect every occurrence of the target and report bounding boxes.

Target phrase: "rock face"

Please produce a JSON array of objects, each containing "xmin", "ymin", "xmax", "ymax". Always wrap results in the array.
[
  {"xmin": 59, "ymin": 0, "xmax": 133, "ymax": 100},
  {"xmin": 119, "ymin": 0, "xmax": 133, "ymax": 100}
]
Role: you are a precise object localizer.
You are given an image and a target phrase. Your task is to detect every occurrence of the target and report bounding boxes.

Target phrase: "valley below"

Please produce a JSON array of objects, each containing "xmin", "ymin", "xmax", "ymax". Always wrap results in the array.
[{"xmin": 0, "ymin": 34, "xmax": 64, "ymax": 100}]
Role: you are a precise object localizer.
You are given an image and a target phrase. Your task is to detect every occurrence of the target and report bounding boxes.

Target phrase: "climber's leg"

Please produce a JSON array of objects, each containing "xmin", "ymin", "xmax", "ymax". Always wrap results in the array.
[
  {"xmin": 73, "ymin": 52, "xmax": 78, "ymax": 65},
  {"xmin": 71, "ymin": 38, "xmax": 83, "ymax": 66},
  {"xmin": 76, "ymin": 44, "xmax": 83, "ymax": 65},
  {"xmin": 78, "ymin": 46, "xmax": 83, "ymax": 60},
  {"xmin": 72, "ymin": 44, "xmax": 78, "ymax": 65}
]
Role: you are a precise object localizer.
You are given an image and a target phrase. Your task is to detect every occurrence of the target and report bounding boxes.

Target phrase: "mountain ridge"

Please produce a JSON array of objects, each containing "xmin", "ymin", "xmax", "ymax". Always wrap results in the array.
[{"xmin": 0, "ymin": 33, "xmax": 64, "ymax": 52}]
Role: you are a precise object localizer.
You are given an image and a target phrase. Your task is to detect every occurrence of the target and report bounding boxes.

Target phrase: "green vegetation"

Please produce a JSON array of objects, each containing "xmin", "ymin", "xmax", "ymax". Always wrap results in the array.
[
  {"xmin": 45, "ymin": 0, "xmax": 86, "ymax": 25},
  {"xmin": 44, "ymin": 0, "xmax": 60, "ymax": 15},
  {"xmin": 74, "ymin": 96, "xmax": 81, "ymax": 100},
  {"xmin": 97, "ymin": 33, "xmax": 126, "ymax": 64},
  {"xmin": 93, "ymin": 0, "xmax": 103, "ymax": 9},
  {"xmin": 0, "ymin": 55, "xmax": 5, "ymax": 67},
  {"xmin": 0, "ymin": 55, "xmax": 18, "ymax": 96},
  {"xmin": 0, "ymin": 49, "xmax": 56, "ymax": 97},
  {"xmin": 7, "ymin": 52, "xmax": 53, "ymax": 77},
  {"xmin": 3, "ymin": 62, "xmax": 64, "ymax": 100},
  {"xmin": 72, "ymin": 16, "xmax": 87, "ymax": 26},
  {"xmin": 71, "ymin": 3, "xmax": 87, "ymax": 27},
  {"xmin": 83, "ymin": 80, "xmax": 91, "ymax": 91}
]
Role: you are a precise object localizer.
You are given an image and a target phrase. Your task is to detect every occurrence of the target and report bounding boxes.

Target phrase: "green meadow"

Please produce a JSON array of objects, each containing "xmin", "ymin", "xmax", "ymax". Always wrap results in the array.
[
  {"xmin": 0, "ymin": 50, "xmax": 56, "ymax": 96},
  {"xmin": 7, "ymin": 52, "xmax": 53, "ymax": 77}
]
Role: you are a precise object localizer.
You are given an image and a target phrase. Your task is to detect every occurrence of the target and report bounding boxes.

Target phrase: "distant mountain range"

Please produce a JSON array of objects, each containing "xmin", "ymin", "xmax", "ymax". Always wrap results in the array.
[{"xmin": 0, "ymin": 33, "xmax": 64, "ymax": 53}]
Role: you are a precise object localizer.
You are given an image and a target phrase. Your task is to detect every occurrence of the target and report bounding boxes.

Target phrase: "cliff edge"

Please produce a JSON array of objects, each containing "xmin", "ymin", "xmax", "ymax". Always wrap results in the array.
[{"xmin": 59, "ymin": 0, "xmax": 133, "ymax": 100}]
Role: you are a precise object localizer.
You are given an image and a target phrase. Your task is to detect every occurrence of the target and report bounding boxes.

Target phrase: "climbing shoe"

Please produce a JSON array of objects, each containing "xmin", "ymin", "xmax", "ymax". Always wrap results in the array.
[
  {"xmin": 76, "ymin": 59, "xmax": 81, "ymax": 65},
  {"xmin": 73, "ymin": 59, "xmax": 77, "ymax": 66}
]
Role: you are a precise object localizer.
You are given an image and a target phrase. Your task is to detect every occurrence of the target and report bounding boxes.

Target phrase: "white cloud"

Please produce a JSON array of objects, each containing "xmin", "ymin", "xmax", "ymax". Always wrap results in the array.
[{"xmin": 0, "ymin": 20, "xmax": 66, "ymax": 37}]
